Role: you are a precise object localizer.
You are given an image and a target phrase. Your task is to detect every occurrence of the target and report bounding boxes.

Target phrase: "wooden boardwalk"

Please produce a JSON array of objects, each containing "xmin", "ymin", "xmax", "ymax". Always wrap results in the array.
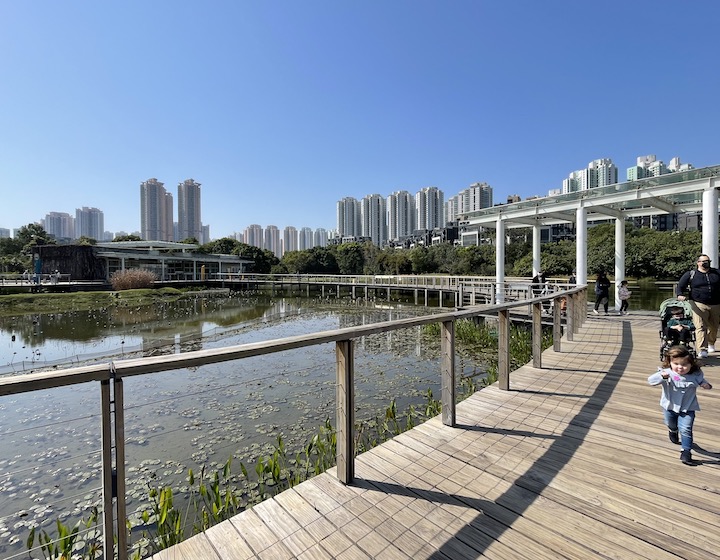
[{"xmin": 153, "ymin": 313, "xmax": 720, "ymax": 559}]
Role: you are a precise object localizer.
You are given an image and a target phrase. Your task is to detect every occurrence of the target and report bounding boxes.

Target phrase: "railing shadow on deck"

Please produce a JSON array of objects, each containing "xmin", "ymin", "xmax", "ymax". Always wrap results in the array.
[
  {"xmin": 424, "ymin": 321, "xmax": 633, "ymax": 559},
  {"xmin": 0, "ymin": 285, "xmax": 587, "ymax": 560}
]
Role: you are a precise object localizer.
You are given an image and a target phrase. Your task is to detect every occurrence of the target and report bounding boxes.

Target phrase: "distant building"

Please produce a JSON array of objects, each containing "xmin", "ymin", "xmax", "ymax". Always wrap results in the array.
[
  {"xmin": 75, "ymin": 207, "xmax": 104, "ymax": 240},
  {"xmin": 43, "ymin": 212, "xmax": 75, "ymax": 240},
  {"xmin": 140, "ymin": 178, "xmax": 174, "ymax": 241},
  {"xmin": 298, "ymin": 227, "xmax": 314, "ymax": 250},
  {"xmin": 562, "ymin": 159, "xmax": 618, "ymax": 194},
  {"xmin": 314, "ymin": 228, "xmax": 329, "ymax": 248},
  {"xmin": 447, "ymin": 182, "xmax": 492, "ymax": 222},
  {"xmin": 244, "ymin": 224, "xmax": 263, "ymax": 249},
  {"xmin": 387, "ymin": 190, "xmax": 416, "ymax": 242},
  {"xmin": 283, "ymin": 226, "xmax": 298, "ymax": 255},
  {"xmin": 177, "ymin": 179, "xmax": 202, "ymax": 242},
  {"xmin": 627, "ymin": 155, "xmax": 694, "ymax": 181},
  {"xmin": 264, "ymin": 225, "xmax": 281, "ymax": 257},
  {"xmin": 416, "ymin": 187, "xmax": 445, "ymax": 231},
  {"xmin": 337, "ymin": 197, "xmax": 361, "ymax": 238},
  {"xmin": 0, "ymin": 228, "xmax": 10, "ymax": 238},
  {"xmin": 361, "ymin": 194, "xmax": 388, "ymax": 247}
]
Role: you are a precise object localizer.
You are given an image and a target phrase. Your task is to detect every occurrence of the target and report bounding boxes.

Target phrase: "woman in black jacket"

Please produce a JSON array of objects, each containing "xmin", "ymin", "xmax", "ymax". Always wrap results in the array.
[{"xmin": 593, "ymin": 271, "xmax": 611, "ymax": 314}]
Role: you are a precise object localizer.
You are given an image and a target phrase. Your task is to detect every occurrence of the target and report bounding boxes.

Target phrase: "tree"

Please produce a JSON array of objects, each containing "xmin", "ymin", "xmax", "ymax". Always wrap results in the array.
[
  {"xmin": 408, "ymin": 246, "xmax": 435, "ymax": 274},
  {"xmin": 112, "ymin": 234, "xmax": 142, "ymax": 242},
  {"xmin": 202, "ymin": 237, "xmax": 240, "ymax": 255},
  {"xmin": 335, "ymin": 243, "xmax": 365, "ymax": 275},
  {"xmin": 76, "ymin": 236, "xmax": 97, "ymax": 246},
  {"xmin": 233, "ymin": 243, "xmax": 278, "ymax": 273}
]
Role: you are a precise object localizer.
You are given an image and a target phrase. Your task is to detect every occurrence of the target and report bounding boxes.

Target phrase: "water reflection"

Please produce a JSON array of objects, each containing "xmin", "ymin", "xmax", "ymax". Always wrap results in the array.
[{"xmin": 0, "ymin": 297, "xmax": 453, "ymax": 557}]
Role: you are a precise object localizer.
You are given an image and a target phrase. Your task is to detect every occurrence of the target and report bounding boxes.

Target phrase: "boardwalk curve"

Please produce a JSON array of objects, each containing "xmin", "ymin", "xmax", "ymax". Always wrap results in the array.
[{"xmin": 154, "ymin": 314, "xmax": 720, "ymax": 560}]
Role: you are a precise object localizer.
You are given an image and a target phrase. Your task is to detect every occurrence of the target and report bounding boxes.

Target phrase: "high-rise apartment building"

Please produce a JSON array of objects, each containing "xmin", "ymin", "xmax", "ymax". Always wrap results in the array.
[
  {"xmin": 387, "ymin": 190, "xmax": 416, "ymax": 241},
  {"xmin": 361, "ymin": 194, "xmax": 388, "ymax": 246},
  {"xmin": 244, "ymin": 224, "xmax": 264, "ymax": 249},
  {"xmin": 337, "ymin": 197, "xmax": 361, "ymax": 238},
  {"xmin": 283, "ymin": 226, "xmax": 298, "ymax": 256},
  {"xmin": 446, "ymin": 182, "xmax": 493, "ymax": 222},
  {"xmin": 75, "ymin": 207, "xmax": 104, "ymax": 241},
  {"xmin": 0, "ymin": 228, "xmax": 10, "ymax": 239},
  {"xmin": 562, "ymin": 159, "xmax": 618, "ymax": 194},
  {"xmin": 140, "ymin": 178, "xmax": 173, "ymax": 241},
  {"xmin": 177, "ymin": 179, "xmax": 202, "ymax": 242},
  {"xmin": 298, "ymin": 227, "xmax": 314, "ymax": 250},
  {"xmin": 627, "ymin": 155, "xmax": 694, "ymax": 181},
  {"xmin": 415, "ymin": 187, "xmax": 445, "ymax": 231},
  {"xmin": 43, "ymin": 212, "xmax": 75, "ymax": 240},
  {"xmin": 314, "ymin": 228, "xmax": 328, "ymax": 248},
  {"xmin": 264, "ymin": 225, "xmax": 281, "ymax": 257}
]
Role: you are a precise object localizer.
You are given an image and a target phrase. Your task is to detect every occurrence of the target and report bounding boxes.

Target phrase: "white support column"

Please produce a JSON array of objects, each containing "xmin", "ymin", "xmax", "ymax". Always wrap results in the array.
[
  {"xmin": 702, "ymin": 186, "xmax": 719, "ymax": 265},
  {"xmin": 495, "ymin": 218, "xmax": 506, "ymax": 303},
  {"xmin": 614, "ymin": 217, "xmax": 625, "ymax": 310},
  {"xmin": 575, "ymin": 204, "xmax": 588, "ymax": 285},
  {"xmin": 532, "ymin": 224, "xmax": 541, "ymax": 276}
]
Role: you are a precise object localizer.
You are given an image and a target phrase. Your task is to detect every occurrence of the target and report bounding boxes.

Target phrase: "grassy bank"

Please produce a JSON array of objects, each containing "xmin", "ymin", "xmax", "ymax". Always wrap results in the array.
[{"xmin": 0, "ymin": 288, "xmax": 189, "ymax": 317}]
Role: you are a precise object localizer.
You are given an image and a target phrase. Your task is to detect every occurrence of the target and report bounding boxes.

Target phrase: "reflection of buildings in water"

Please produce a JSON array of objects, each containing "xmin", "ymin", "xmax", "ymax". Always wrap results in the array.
[{"xmin": 344, "ymin": 312, "xmax": 432, "ymax": 359}]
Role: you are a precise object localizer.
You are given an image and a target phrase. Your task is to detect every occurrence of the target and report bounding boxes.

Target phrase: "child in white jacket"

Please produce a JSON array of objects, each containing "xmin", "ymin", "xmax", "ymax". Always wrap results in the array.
[{"xmin": 648, "ymin": 345, "xmax": 712, "ymax": 465}]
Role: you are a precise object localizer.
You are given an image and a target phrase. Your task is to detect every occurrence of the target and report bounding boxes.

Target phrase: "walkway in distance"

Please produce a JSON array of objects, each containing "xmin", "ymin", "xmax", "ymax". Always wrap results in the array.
[{"xmin": 153, "ymin": 312, "xmax": 720, "ymax": 560}]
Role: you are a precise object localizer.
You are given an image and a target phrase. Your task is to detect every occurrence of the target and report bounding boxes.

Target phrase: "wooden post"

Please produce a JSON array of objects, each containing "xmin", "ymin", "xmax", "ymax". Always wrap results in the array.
[
  {"xmin": 567, "ymin": 293, "xmax": 575, "ymax": 341},
  {"xmin": 336, "ymin": 340, "xmax": 354, "ymax": 484},
  {"xmin": 100, "ymin": 380, "xmax": 114, "ymax": 560},
  {"xmin": 498, "ymin": 309, "xmax": 510, "ymax": 390},
  {"xmin": 553, "ymin": 297, "xmax": 562, "ymax": 352},
  {"xmin": 441, "ymin": 320, "xmax": 456, "ymax": 427},
  {"xmin": 114, "ymin": 378, "xmax": 128, "ymax": 559},
  {"xmin": 532, "ymin": 302, "xmax": 542, "ymax": 368}
]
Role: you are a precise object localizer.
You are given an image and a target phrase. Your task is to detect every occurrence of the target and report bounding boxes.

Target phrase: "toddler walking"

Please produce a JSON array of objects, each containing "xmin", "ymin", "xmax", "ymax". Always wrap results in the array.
[
  {"xmin": 648, "ymin": 345, "xmax": 712, "ymax": 465},
  {"xmin": 618, "ymin": 280, "xmax": 632, "ymax": 315}
]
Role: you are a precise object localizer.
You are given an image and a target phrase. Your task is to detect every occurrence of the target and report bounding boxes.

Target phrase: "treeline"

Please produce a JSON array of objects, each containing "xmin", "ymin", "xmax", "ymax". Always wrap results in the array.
[
  {"xmin": 0, "ymin": 223, "xmax": 705, "ymax": 280},
  {"xmin": 202, "ymin": 223, "xmax": 703, "ymax": 280}
]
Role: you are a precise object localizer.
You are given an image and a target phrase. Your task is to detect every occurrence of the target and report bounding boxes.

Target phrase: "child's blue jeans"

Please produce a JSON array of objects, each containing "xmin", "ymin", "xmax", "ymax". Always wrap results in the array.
[{"xmin": 664, "ymin": 409, "xmax": 695, "ymax": 451}]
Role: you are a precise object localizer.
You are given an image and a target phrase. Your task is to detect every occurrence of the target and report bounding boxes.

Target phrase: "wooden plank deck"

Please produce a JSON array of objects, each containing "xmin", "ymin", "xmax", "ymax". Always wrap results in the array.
[{"xmin": 152, "ymin": 313, "xmax": 720, "ymax": 559}]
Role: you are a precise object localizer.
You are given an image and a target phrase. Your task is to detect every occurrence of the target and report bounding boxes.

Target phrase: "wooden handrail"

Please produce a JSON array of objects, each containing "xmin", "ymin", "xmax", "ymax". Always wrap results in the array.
[{"xmin": 1, "ymin": 285, "xmax": 586, "ymax": 559}]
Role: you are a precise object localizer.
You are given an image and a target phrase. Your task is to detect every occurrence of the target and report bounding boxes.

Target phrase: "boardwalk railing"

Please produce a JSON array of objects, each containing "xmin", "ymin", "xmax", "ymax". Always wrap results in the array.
[{"xmin": 0, "ymin": 285, "xmax": 586, "ymax": 560}]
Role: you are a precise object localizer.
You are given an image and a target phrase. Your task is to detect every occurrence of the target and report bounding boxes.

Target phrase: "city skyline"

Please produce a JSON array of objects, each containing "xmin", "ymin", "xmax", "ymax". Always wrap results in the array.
[
  {"xmin": 7, "ymin": 152, "xmax": 709, "ymax": 245},
  {"xmin": 2, "ymin": 2, "xmax": 719, "ymax": 237}
]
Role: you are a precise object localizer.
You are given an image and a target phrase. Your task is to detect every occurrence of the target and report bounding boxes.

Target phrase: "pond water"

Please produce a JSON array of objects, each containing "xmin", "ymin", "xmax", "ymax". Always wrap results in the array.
[
  {"xmin": 0, "ymin": 295, "xmax": 480, "ymax": 558},
  {"xmin": 0, "ymin": 282, "xmax": 676, "ymax": 557}
]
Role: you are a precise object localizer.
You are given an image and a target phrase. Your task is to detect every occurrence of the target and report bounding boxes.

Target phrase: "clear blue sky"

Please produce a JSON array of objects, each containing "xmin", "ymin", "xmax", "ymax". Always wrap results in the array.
[{"xmin": 1, "ymin": 1, "xmax": 719, "ymax": 239}]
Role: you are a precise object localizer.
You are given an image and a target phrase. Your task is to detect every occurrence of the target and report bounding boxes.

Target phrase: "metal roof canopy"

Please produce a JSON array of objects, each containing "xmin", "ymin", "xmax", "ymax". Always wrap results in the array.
[{"xmin": 459, "ymin": 165, "xmax": 720, "ymax": 229}]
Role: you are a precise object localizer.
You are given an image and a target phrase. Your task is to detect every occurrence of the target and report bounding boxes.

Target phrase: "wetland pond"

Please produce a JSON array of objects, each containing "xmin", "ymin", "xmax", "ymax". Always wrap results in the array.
[{"xmin": 0, "ymin": 294, "xmax": 486, "ymax": 557}]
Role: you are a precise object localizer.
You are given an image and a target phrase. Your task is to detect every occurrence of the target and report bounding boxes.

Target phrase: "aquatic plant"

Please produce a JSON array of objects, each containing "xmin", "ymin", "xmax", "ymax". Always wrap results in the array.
[{"xmin": 26, "ymin": 506, "xmax": 102, "ymax": 560}]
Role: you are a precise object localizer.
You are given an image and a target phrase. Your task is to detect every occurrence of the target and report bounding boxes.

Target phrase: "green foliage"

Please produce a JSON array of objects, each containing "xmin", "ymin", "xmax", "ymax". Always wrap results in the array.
[
  {"xmin": 112, "ymin": 234, "xmax": 143, "ymax": 242},
  {"xmin": 27, "ymin": 507, "xmax": 101, "ymax": 560},
  {"xmin": 335, "ymin": 243, "xmax": 365, "ymax": 274}
]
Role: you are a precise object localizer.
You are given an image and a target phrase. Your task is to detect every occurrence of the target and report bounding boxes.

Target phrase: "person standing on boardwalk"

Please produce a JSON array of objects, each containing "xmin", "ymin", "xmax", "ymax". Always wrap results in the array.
[
  {"xmin": 593, "ymin": 271, "xmax": 611, "ymax": 315},
  {"xmin": 618, "ymin": 280, "xmax": 632, "ymax": 315},
  {"xmin": 676, "ymin": 254, "xmax": 720, "ymax": 358},
  {"xmin": 648, "ymin": 345, "xmax": 712, "ymax": 465}
]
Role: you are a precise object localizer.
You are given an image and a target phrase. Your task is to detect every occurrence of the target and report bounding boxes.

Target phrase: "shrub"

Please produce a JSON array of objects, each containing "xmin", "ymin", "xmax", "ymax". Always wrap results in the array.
[{"xmin": 111, "ymin": 269, "xmax": 158, "ymax": 290}]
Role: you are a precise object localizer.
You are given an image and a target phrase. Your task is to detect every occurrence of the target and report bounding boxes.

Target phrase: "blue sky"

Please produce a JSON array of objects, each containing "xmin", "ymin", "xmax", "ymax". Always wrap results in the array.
[{"xmin": 1, "ymin": 1, "xmax": 719, "ymax": 239}]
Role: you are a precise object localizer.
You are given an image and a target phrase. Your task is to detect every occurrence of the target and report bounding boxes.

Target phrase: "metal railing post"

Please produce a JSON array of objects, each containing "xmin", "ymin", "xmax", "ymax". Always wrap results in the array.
[
  {"xmin": 441, "ymin": 320, "xmax": 456, "ymax": 427},
  {"xmin": 336, "ymin": 340, "xmax": 354, "ymax": 484}
]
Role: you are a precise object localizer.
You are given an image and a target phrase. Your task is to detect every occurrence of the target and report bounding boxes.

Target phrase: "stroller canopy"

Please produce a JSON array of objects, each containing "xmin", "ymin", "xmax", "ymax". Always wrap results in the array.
[{"xmin": 659, "ymin": 297, "xmax": 693, "ymax": 319}]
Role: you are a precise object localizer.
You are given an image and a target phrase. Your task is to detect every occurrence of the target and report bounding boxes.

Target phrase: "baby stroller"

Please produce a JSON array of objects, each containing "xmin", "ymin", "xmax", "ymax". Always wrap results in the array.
[{"xmin": 658, "ymin": 297, "xmax": 696, "ymax": 360}]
